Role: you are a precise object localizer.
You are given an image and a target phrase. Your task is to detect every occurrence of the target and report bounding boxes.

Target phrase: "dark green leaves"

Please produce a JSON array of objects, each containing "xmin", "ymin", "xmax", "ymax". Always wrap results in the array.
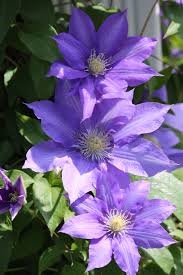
[
  {"xmin": 20, "ymin": 0, "xmax": 55, "ymax": 25},
  {"xmin": 19, "ymin": 26, "xmax": 60, "ymax": 63},
  {"xmin": 148, "ymin": 67, "xmax": 172, "ymax": 94},
  {"xmin": 0, "ymin": 0, "xmax": 21, "ymax": 43},
  {"xmin": 38, "ymin": 238, "xmax": 66, "ymax": 275},
  {"xmin": 61, "ymin": 262, "xmax": 86, "ymax": 275},
  {"xmin": 0, "ymin": 232, "xmax": 13, "ymax": 275}
]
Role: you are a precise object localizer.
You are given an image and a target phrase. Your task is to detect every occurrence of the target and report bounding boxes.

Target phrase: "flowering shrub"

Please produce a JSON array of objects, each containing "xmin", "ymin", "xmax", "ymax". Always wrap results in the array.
[{"xmin": 0, "ymin": 0, "xmax": 183, "ymax": 275}]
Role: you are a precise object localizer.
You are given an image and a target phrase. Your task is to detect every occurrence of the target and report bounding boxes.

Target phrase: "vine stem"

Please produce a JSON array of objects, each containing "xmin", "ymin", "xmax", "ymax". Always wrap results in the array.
[
  {"xmin": 5, "ymin": 55, "xmax": 18, "ymax": 67},
  {"xmin": 140, "ymin": 0, "xmax": 159, "ymax": 35}
]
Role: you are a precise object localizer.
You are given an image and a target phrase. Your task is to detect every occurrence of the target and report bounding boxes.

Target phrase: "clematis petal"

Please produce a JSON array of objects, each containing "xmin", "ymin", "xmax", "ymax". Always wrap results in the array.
[
  {"xmin": 96, "ymin": 164, "xmax": 130, "ymax": 210},
  {"xmin": 97, "ymin": 10, "xmax": 128, "ymax": 57},
  {"xmin": 165, "ymin": 103, "xmax": 183, "ymax": 132},
  {"xmin": 59, "ymin": 213, "xmax": 105, "ymax": 239},
  {"xmin": 54, "ymin": 80, "xmax": 82, "ymax": 123},
  {"xmin": 120, "ymin": 181, "xmax": 150, "ymax": 214},
  {"xmin": 14, "ymin": 177, "xmax": 26, "ymax": 203},
  {"xmin": 111, "ymin": 138, "xmax": 174, "ymax": 177},
  {"xmin": 151, "ymin": 128, "xmax": 179, "ymax": 153},
  {"xmin": 112, "ymin": 37, "xmax": 157, "ymax": 64},
  {"xmin": 0, "ymin": 170, "xmax": 12, "ymax": 189},
  {"xmin": 47, "ymin": 61, "xmax": 88, "ymax": 80},
  {"xmin": 26, "ymin": 100, "xmax": 78, "ymax": 147},
  {"xmin": 87, "ymin": 235, "xmax": 112, "ymax": 271},
  {"xmin": 108, "ymin": 60, "xmax": 159, "ymax": 87},
  {"xmin": 71, "ymin": 194, "xmax": 107, "ymax": 216},
  {"xmin": 93, "ymin": 98, "xmax": 135, "ymax": 131},
  {"xmin": 62, "ymin": 152, "xmax": 100, "ymax": 203},
  {"xmin": 129, "ymin": 220, "xmax": 176, "ymax": 248},
  {"xmin": 23, "ymin": 141, "xmax": 69, "ymax": 173},
  {"xmin": 69, "ymin": 8, "xmax": 96, "ymax": 49},
  {"xmin": 97, "ymin": 78, "xmax": 128, "ymax": 99},
  {"xmin": 114, "ymin": 103, "xmax": 170, "ymax": 145},
  {"xmin": 79, "ymin": 77, "xmax": 97, "ymax": 120},
  {"xmin": 0, "ymin": 201, "xmax": 9, "ymax": 214},
  {"xmin": 53, "ymin": 33, "xmax": 89, "ymax": 69},
  {"xmin": 135, "ymin": 199, "xmax": 175, "ymax": 223},
  {"xmin": 112, "ymin": 235, "xmax": 140, "ymax": 275},
  {"xmin": 9, "ymin": 204, "xmax": 22, "ymax": 220}
]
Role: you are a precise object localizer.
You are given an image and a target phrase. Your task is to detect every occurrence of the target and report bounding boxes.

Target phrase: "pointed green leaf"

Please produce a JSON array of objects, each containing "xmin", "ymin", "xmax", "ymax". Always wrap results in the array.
[{"xmin": 33, "ymin": 177, "xmax": 67, "ymax": 235}]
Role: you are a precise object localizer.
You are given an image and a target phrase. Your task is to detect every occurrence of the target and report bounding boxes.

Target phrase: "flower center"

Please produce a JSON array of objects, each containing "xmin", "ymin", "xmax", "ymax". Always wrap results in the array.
[
  {"xmin": 104, "ymin": 209, "xmax": 131, "ymax": 236},
  {"xmin": 87, "ymin": 49, "xmax": 111, "ymax": 77},
  {"xmin": 9, "ymin": 191, "xmax": 18, "ymax": 203},
  {"xmin": 76, "ymin": 128, "xmax": 113, "ymax": 161}
]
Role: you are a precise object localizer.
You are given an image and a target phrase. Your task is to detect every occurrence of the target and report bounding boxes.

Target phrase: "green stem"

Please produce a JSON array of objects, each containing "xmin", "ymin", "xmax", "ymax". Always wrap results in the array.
[
  {"xmin": 140, "ymin": 0, "xmax": 159, "ymax": 35},
  {"xmin": 5, "ymin": 55, "xmax": 18, "ymax": 67}
]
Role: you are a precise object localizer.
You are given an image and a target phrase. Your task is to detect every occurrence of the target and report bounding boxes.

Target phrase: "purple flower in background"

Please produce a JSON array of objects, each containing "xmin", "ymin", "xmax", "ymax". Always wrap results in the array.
[
  {"xmin": 60, "ymin": 172, "xmax": 175, "ymax": 274},
  {"xmin": 23, "ymin": 81, "xmax": 173, "ymax": 203},
  {"xmin": 151, "ymin": 103, "xmax": 183, "ymax": 168},
  {"xmin": 0, "ymin": 170, "xmax": 26, "ymax": 220},
  {"xmin": 48, "ymin": 8, "xmax": 158, "ymax": 119}
]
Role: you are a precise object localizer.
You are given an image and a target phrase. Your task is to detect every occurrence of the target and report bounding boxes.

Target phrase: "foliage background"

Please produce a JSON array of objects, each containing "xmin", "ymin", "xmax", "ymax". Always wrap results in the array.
[{"xmin": 0, "ymin": 0, "xmax": 183, "ymax": 274}]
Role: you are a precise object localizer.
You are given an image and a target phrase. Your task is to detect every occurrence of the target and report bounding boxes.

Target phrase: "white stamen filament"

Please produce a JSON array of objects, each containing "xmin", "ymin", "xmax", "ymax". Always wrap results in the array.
[
  {"xmin": 86, "ymin": 49, "xmax": 111, "ymax": 77},
  {"xmin": 104, "ymin": 209, "xmax": 131, "ymax": 237},
  {"xmin": 76, "ymin": 128, "xmax": 112, "ymax": 161}
]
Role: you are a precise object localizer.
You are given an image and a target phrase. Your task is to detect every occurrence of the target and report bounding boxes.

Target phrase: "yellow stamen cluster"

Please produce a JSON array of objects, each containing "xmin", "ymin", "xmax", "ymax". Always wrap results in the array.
[
  {"xmin": 104, "ymin": 209, "xmax": 131, "ymax": 236},
  {"xmin": 87, "ymin": 49, "xmax": 110, "ymax": 77}
]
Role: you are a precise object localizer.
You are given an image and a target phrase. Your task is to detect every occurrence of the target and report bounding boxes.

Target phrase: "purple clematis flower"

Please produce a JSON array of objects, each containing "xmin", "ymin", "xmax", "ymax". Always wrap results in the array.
[
  {"xmin": 48, "ymin": 8, "xmax": 158, "ymax": 119},
  {"xmin": 60, "ymin": 172, "xmax": 175, "ymax": 274},
  {"xmin": 23, "ymin": 81, "xmax": 173, "ymax": 203},
  {"xmin": 0, "ymin": 170, "xmax": 26, "ymax": 220},
  {"xmin": 151, "ymin": 103, "xmax": 183, "ymax": 168}
]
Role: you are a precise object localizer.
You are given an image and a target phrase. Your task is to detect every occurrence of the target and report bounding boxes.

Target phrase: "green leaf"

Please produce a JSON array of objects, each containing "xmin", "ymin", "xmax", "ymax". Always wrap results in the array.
[
  {"xmin": 95, "ymin": 260, "xmax": 122, "ymax": 275},
  {"xmin": 148, "ymin": 67, "xmax": 172, "ymax": 94},
  {"xmin": 0, "ymin": 0, "xmax": 21, "ymax": 43},
  {"xmin": 143, "ymin": 248, "xmax": 174, "ymax": 274},
  {"xmin": 7, "ymin": 62, "xmax": 38, "ymax": 104},
  {"xmin": 29, "ymin": 57, "xmax": 55, "ymax": 99},
  {"xmin": 17, "ymin": 113, "xmax": 47, "ymax": 145},
  {"xmin": 149, "ymin": 171, "xmax": 183, "ymax": 223},
  {"xmin": 7, "ymin": 169, "xmax": 34, "ymax": 188},
  {"xmin": 38, "ymin": 238, "xmax": 65, "ymax": 275},
  {"xmin": 0, "ymin": 140, "xmax": 14, "ymax": 165},
  {"xmin": 0, "ymin": 232, "xmax": 13, "ymax": 275},
  {"xmin": 61, "ymin": 262, "xmax": 86, "ymax": 275},
  {"xmin": 18, "ymin": 26, "xmax": 60, "ymax": 63},
  {"xmin": 140, "ymin": 262, "xmax": 166, "ymax": 275},
  {"xmin": 170, "ymin": 229, "xmax": 183, "ymax": 241},
  {"xmin": 169, "ymin": 246, "xmax": 183, "ymax": 275},
  {"xmin": 33, "ymin": 177, "xmax": 67, "ymax": 235},
  {"xmin": 11, "ymin": 220, "xmax": 48, "ymax": 261},
  {"xmin": 20, "ymin": 0, "xmax": 55, "ymax": 25},
  {"xmin": 12, "ymin": 205, "xmax": 34, "ymax": 240},
  {"xmin": 173, "ymin": 168, "xmax": 183, "ymax": 181},
  {"xmin": 164, "ymin": 21, "xmax": 181, "ymax": 39},
  {"xmin": 0, "ymin": 213, "xmax": 12, "ymax": 232}
]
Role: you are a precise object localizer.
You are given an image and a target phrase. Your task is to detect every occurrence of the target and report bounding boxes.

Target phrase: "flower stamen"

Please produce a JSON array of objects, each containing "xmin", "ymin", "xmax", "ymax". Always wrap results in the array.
[
  {"xmin": 9, "ymin": 191, "xmax": 18, "ymax": 203},
  {"xmin": 86, "ymin": 49, "xmax": 111, "ymax": 77},
  {"xmin": 104, "ymin": 209, "xmax": 131, "ymax": 236},
  {"xmin": 76, "ymin": 128, "xmax": 113, "ymax": 161}
]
